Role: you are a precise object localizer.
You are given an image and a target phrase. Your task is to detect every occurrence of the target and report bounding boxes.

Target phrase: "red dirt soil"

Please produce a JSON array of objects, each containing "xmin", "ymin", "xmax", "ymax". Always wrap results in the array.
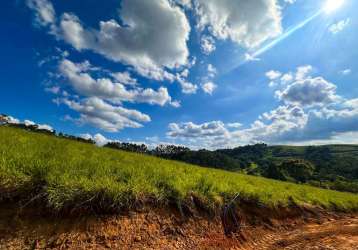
[{"xmin": 0, "ymin": 203, "xmax": 357, "ymax": 250}]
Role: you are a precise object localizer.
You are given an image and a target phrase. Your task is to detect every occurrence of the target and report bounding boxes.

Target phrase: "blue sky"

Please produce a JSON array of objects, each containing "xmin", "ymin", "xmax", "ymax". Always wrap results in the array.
[{"xmin": 1, "ymin": 0, "xmax": 358, "ymax": 148}]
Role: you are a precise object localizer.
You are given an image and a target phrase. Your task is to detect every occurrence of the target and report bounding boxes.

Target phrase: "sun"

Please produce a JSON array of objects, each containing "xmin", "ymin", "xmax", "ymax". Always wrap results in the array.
[{"xmin": 324, "ymin": 0, "xmax": 345, "ymax": 13}]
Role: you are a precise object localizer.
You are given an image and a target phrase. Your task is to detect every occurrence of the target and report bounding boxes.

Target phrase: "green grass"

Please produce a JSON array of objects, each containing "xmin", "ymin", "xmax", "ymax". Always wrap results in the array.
[{"xmin": 1, "ymin": 126, "xmax": 358, "ymax": 213}]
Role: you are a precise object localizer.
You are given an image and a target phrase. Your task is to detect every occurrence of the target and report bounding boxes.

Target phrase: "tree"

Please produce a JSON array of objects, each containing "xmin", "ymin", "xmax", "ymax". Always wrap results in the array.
[
  {"xmin": 153, "ymin": 145, "xmax": 190, "ymax": 156},
  {"xmin": 104, "ymin": 142, "xmax": 148, "ymax": 154},
  {"xmin": 280, "ymin": 159, "xmax": 315, "ymax": 183}
]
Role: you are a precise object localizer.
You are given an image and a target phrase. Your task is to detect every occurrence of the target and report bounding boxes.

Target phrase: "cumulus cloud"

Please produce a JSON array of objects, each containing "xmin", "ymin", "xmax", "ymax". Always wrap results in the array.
[
  {"xmin": 267, "ymin": 65, "xmax": 313, "ymax": 88},
  {"xmin": 276, "ymin": 77, "xmax": 339, "ymax": 107},
  {"xmin": 266, "ymin": 70, "xmax": 282, "ymax": 86},
  {"xmin": 26, "ymin": 0, "xmax": 56, "ymax": 27},
  {"xmin": 207, "ymin": 64, "xmax": 217, "ymax": 78},
  {"xmin": 329, "ymin": 19, "xmax": 350, "ymax": 34},
  {"xmin": 45, "ymin": 86, "xmax": 61, "ymax": 94},
  {"xmin": 266, "ymin": 70, "xmax": 282, "ymax": 80},
  {"xmin": 295, "ymin": 65, "xmax": 313, "ymax": 80},
  {"xmin": 24, "ymin": 120, "xmax": 36, "ymax": 126},
  {"xmin": 175, "ymin": 74, "xmax": 198, "ymax": 94},
  {"xmin": 111, "ymin": 71, "xmax": 138, "ymax": 86},
  {"xmin": 37, "ymin": 124, "xmax": 54, "ymax": 131},
  {"xmin": 280, "ymin": 73, "xmax": 294, "ymax": 84},
  {"xmin": 247, "ymin": 105, "xmax": 308, "ymax": 141},
  {"xmin": 27, "ymin": 0, "xmax": 192, "ymax": 83},
  {"xmin": 194, "ymin": 0, "xmax": 282, "ymax": 48},
  {"xmin": 60, "ymin": 97, "xmax": 151, "ymax": 132},
  {"xmin": 59, "ymin": 59, "xmax": 176, "ymax": 106},
  {"xmin": 58, "ymin": 0, "xmax": 190, "ymax": 81},
  {"xmin": 201, "ymin": 82, "xmax": 217, "ymax": 95},
  {"xmin": 199, "ymin": 64, "xmax": 218, "ymax": 94},
  {"xmin": 200, "ymin": 35, "xmax": 216, "ymax": 55},
  {"xmin": 79, "ymin": 133, "xmax": 111, "ymax": 146},
  {"xmin": 167, "ymin": 121, "xmax": 229, "ymax": 139}
]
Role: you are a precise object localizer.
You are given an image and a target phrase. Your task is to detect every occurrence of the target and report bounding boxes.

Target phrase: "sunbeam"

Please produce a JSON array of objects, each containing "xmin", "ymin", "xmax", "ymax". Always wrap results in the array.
[
  {"xmin": 224, "ymin": 0, "xmax": 347, "ymax": 75},
  {"xmin": 223, "ymin": 10, "xmax": 322, "ymax": 74},
  {"xmin": 252, "ymin": 11, "xmax": 322, "ymax": 58}
]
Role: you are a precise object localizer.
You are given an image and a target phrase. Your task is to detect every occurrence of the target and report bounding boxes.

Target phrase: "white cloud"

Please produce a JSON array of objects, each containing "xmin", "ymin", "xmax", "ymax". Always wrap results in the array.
[
  {"xmin": 276, "ymin": 77, "xmax": 339, "ymax": 107},
  {"xmin": 79, "ymin": 133, "xmax": 110, "ymax": 146},
  {"xmin": 268, "ymin": 65, "xmax": 312, "ymax": 88},
  {"xmin": 168, "ymin": 121, "xmax": 229, "ymax": 139},
  {"xmin": 266, "ymin": 70, "xmax": 282, "ymax": 80},
  {"xmin": 59, "ymin": 59, "xmax": 175, "ymax": 106},
  {"xmin": 201, "ymin": 81, "xmax": 217, "ymax": 95},
  {"xmin": 244, "ymin": 53, "xmax": 261, "ymax": 62},
  {"xmin": 45, "ymin": 86, "xmax": 61, "ymax": 94},
  {"xmin": 194, "ymin": 0, "xmax": 282, "ymax": 48},
  {"xmin": 226, "ymin": 123, "xmax": 242, "ymax": 129},
  {"xmin": 60, "ymin": 97, "xmax": 151, "ymax": 132},
  {"xmin": 329, "ymin": 19, "xmax": 350, "ymax": 34},
  {"xmin": 295, "ymin": 65, "xmax": 313, "ymax": 80},
  {"xmin": 250, "ymin": 105, "xmax": 308, "ymax": 139},
  {"xmin": 37, "ymin": 124, "xmax": 54, "ymax": 132},
  {"xmin": 207, "ymin": 64, "xmax": 217, "ymax": 78},
  {"xmin": 280, "ymin": 73, "xmax": 294, "ymax": 84},
  {"xmin": 175, "ymin": 74, "xmax": 198, "ymax": 94},
  {"xmin": 26, "ymin": 0, "xmax": 56, "ymax": 27},
  {"xmin": 111, "ymin": 72, "xmax": 138, "ymax": 86},
  {"xmin": 180, "ymin": 69, "xmax": 189, "ymax": 78},
  {"xmin": 24, "ymin": 120, "xmax": 36, "ymax": 126},
  {"xmin": 340, "ymin": 69, "xmax": 351, "ymax": 75},
  {"xmin": 93, "ymin": 133, "xmax": 109, "ymax": 146},
  {"xmin": 79, "ymin": 133, "xmax": 93, "ymax": 141},
  {"xmin": 200, "ymin": 35, "xmax": 216, "ymax": 55},
  {"xmin": 170, "ymin": 100, "xmax": 181, "ymax": 108},
  {"xmin": 58, "ymin": 0, "xmax": 191, "ymax": 81},
  {"xmin": 6, "ymin": 116, "xmax": 20, "ymax": 124},
  {"xmin": 284, "ymin": 0, "xmax": 296, "ymax": 4}
]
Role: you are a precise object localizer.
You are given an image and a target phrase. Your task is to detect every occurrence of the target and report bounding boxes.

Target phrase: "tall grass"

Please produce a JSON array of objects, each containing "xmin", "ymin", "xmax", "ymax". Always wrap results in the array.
[{"xmin": 1, "ymin": 126, "xmax": 358, "ymax": 213}]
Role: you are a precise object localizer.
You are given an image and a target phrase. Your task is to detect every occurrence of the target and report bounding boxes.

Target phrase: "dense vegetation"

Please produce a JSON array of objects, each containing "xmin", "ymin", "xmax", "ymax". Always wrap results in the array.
[{"xmin": 1, "ymin": 126, "xmax": 358, "ymax": 214}]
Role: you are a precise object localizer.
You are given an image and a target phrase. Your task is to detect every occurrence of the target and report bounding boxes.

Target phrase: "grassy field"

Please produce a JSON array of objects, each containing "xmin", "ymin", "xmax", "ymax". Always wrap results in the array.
[{"xmin": 1, "ymin": 126, "xmax": 358, "ymax": 213}]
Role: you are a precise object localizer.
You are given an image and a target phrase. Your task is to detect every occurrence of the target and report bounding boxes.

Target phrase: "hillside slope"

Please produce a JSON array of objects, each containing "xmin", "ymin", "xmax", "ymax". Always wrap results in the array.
[
  {"xmin": 1, "ymin": 126, "xmax": 358, "ymax": 212},
  {"xmin": 150, "ymin": 143, "xmax": 358, "ymax": 193}
]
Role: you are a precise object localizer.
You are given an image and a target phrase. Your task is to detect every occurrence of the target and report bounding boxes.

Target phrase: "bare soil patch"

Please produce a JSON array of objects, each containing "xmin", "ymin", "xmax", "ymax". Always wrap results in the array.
[{"xmin": 0, "ymin": 202, "xmax": 357, "ymax": 249}]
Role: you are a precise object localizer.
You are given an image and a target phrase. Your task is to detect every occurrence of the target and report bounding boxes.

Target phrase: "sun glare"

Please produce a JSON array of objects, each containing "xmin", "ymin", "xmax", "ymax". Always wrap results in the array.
[{"xmin": 324, "ymin": 0, "xmax": 345, "ymax": 13}]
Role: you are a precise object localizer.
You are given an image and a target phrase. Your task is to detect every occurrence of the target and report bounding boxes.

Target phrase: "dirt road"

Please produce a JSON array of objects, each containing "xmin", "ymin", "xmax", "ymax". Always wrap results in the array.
[{"xmin": 238, "ymin": 217, "xmax": 358, "ymax": 250}]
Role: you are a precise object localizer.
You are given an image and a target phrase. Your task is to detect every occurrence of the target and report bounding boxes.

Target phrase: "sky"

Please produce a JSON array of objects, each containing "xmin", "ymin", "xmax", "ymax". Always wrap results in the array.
[{"xmin": 1, "ymin": 0, "xmax": 358, "ymax": 148}]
